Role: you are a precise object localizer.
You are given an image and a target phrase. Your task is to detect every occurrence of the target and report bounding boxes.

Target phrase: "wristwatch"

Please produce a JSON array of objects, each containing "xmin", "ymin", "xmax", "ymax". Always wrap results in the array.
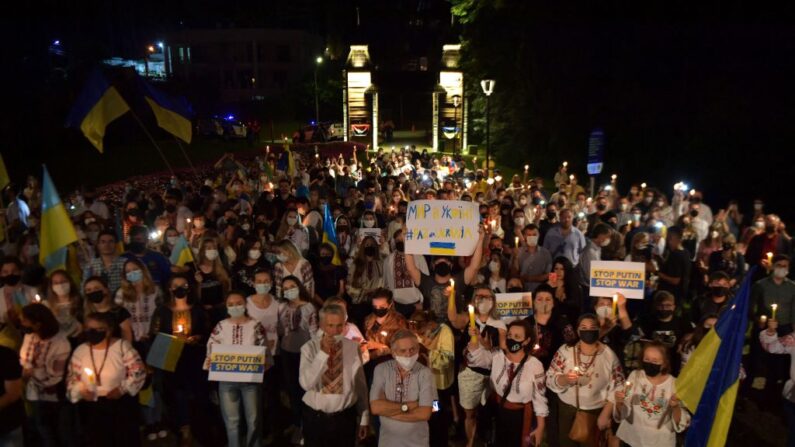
[{"xmin": 401, "ymin": 404, "xmax": 409, "ymax": 413}]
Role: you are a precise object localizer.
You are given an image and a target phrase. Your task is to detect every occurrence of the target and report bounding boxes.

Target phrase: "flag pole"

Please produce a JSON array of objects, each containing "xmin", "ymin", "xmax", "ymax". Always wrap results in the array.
[
  {"xmin": 127, "ymin": 108, "xmax": 175, "ymax": 175},
  {"xmin": 173, "ymin": 137, "xmax": 198, "ymax": 176}
]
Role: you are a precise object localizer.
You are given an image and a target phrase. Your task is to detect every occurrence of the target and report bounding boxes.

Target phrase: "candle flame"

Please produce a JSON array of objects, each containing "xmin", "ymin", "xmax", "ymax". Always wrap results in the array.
[
  {"xmin": 450, "ymin": 279, "xmax": 455, "ymax": 288},
  {"xmin": 562, "ymin": 161, "xmax": 568, "ymax": 167},
  {"xmin": 380, "ymin": 331, "xmax": 388, "ymax": 337},
  {"xmin": 83, "ymin": 367, "xmax": 94, "ymax": 376},
  {"xmin": 34, "ymin": 294, "xmax": 41, "ymax": 303},
  {"xmin": 468, "ymin": 304, "xmax": 475, "ymax": 313},
  {"xmin": 772, "ymin": 304, "xmax": 779, "ymax": 310}
]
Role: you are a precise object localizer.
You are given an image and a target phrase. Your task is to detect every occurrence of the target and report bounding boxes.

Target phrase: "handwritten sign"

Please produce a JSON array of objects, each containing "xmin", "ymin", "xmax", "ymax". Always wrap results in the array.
[
  {"xmin": 357, "ymin": 228, "xmax": 383, "ymax": 244},
  {"xmin": 404, "ymin": 200, "xmax": 480, "ymax": 256},
  {"xmin": 208, "ymin": 344, "xmax": 267, "ymax": 383},
  {"xmin": 495, "ymin": 292, "xmax": 533, "ymax": 322},
  {"xmin": 589, "ymin": 261, "xmax": 645, "ymax": 299}
]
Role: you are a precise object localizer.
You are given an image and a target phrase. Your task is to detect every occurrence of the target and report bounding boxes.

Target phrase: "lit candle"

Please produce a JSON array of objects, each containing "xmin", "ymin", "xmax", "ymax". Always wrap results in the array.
[
  {"xmin": 83, "ymin": 367, "xmax": 96, "ymax": 385},
  {"xmin": 186, "ymin": 217, "xmax": 192, "ymax": 224},
  {"xmin": 34, "ymin": 294, "xmax": 41, "ymax": 303},
  {"xmin": 563, "ymin": 161, "xmax": 568, "ymax": 167},
  {"xmin": 625, "ymin": 380, "xmax": 632, "ymax": 392},
  {"xmin": 448, "ymin": 280, "xmax": 456, "ymax": 314},
  {"xmin": 760, "ymin": 315, "xmax": 768, "ymax": 325},
  {"xmin": 573, "ymin": 366, "xmax": 581, "ymax": 375},
  {"xmin": 767, "ymin": 252, "xmax": 774, "ymax": 265},
  {"xmin": 468, "ymin": 305, "xmax": 478, "ymax": 344},
  {"xmin": 641, "ymin": 182, "xmax": 647, "ymax": 189},
  {"xmin": 569, "ymin": 174, "xmax": 575, "ymax": 181},
  {"xmin": 611, "ymin": 174, "xmax": 617, "ymax": 181},
  {"xmin": 515, "ymin": 236, "xmax": 519, "ymax": 247},
  {"xmin": 772, "ymin": 303, "xmax": 779, "ymax": 320},
  {"xmin": 176, "ymin": 324, "xmax": 184, "ymax": 334},
  {"xmin": 524, "ymin": 164, "xmax": 529, "ymax": 172},
  {"xmin": 612, "ymin": 294, "xmax": 618, "ymax": 316},
  {"xmin": 380, "ymin": 331, "xmax": 388, "ymax": 340},
  {"xmin": 490, "ymin": 220, "xmax": 496, "ymax": 230}
]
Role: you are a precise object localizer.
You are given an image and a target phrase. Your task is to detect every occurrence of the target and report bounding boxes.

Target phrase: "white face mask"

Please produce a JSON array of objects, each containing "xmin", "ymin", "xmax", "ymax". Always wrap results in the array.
[
  {"xmin": 596, "ymin": 306, "xmax": 612, "ymax": 319},
  {"xmin": 227, "ymin": 305, "xmax": 246, "ymax": 318},
  {"xmin": 241, "ymin": 224, "xmax": 251, "ymax": 231},
  {"xmin": 600, "ymin": 238, "xmax": 611, "ymax": 247},
  {"xmin": 477, "ymin": 301, "xmax": 493, "ymax": 315},
  {"xmin": 248, "ymin": 249, "xmax": 261, "ymax": 260},
  {"xmin": 53, "ymin": 283, "xmax": 71, "ymax": 296},
  {"xmin": 255, "ymin": 283, "xmax": 272, "ymax": 295},
  {"xmin": 205, "ymin": 249, "xmax": 219, "ymax": 261},
  {"xmin": 276, "ymin": 253, "xmax": 288, "ymax": 263},
  {"xmin": 167, "ymin": 236, "xmax": 179, "ymax": 246},
  {"xmin": 710, "ymin": 231, "xmax": 720, "ymax": 239},
  {"xmin": 286, "ymin": 217, "xmax": 297, "ymax": 226},
  {"xmin": 283, "ymin": 288, "xmax": 300, "ymax": 300},
  {"xmin": 514, "ymin": 217, "xmax": 525, "ymax": 227},
  {"xmin": 526, "ymin": 235, "xmax": 539, "ymax": 247},
  {"xmin": 774, "ymin": 268, "xmax": 789, "ymax": 279},
  {"xmin": 488, "ymin": 261, "xmax": 500, "ymax": 273},
  {"xmin": 363, "ymin": 219, "xmax": 375, "ymax": 228},
  {"xmin": 394, "ymin": 353, "xmax": 419, "ymax": 371}
]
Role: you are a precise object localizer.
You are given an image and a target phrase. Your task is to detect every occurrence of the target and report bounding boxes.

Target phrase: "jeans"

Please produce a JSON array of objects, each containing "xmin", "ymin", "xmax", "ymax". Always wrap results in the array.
[{"xmin": 219, "ymin": 381, "xmax": 262, "ymax": 447}]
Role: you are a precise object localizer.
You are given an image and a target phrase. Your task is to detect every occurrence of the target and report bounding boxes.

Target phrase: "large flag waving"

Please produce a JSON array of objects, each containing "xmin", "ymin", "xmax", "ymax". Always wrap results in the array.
[
  {"xmin": 322, "ymin": 204, "xmax": 342, "ymax": 266},
  {"xmin": 137, "ymin": 75, "xmax": 194, "ymax": 143},
  {"xmin": 65, "ymin": 69, "xmax": 130, "ymax": 153},
  {"xmin": 676, "ymin": 268, "xmax": 754, "ymax": 447},
  {"xmin": 39, "ymin": 166, "xmax": 78, "ymax": 273}
]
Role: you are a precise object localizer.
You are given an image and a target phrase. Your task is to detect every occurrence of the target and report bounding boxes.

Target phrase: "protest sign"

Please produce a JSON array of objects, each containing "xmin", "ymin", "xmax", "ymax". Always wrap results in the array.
[
  {"xmin": 357, "ymin": 227, "xmax": 383, "ymax": 244},
  {"xmin": 404, "ymin": 200, "xmax": 480, "ymax": 256},
  {"xmin": 495, "ymin": 292, "xmax": 533, "ymax": 322},
  {"xmin": 589, "ymin": 261, "xmax": 645, "ymax": 299},
  {"xmin": 208, "ymin": 344, "xmax": 267, "ymax": 383}
]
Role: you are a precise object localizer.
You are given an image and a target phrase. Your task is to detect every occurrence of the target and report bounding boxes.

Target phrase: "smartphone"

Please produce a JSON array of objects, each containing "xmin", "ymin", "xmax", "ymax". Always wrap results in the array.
[{"xmin": 432, "ymin": 400, "xmax": 439, "ymax": 413}]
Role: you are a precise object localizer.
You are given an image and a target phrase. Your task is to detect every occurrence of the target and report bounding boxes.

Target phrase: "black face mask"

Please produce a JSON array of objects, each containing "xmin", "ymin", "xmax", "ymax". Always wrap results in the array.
[
  {"xmin": 394, "ymin": 241, "xmax": 405, "ymax": 252},
  {"xmin": 596, "ymin": 203, "xmax": 607, "ymax": 211},
  {"xmin": 765, "ymin": 225, "xmax": 776, "ymax": 235},
  {"xmin": 506, "ymin": 338, "xmax": 526, "ymax": 353},
  {"xmin": 319, "ymin": 255, "xmax": 333, "ymax": 265},
  {"xmin": 434, "ymin": 263, "xmax": 451, "ymax": 277},
  {"xmin": 85, "ymin": 329, "xmax": 107, "ymax": 345},
  {"xmin": 2, "ymin": 274, "xmax": 21, "ymax": 287},
  {"xmin": 165, "ymin": 204, "xmax": 177, "ymax": 214},
  {"xmin": 507, "ymin": 287, "xmax": 523, "ymax": 293},
  {"xmin": 689, "ymin": 210, "xmax": 699, "ymax": 218},
  {"xmin": 657, "ymin": 309, "xmax": 674, "ymax": 319},
  {"xmin": 373, "ymin": 307, "xmax": 389, "ymax": 318},
  {"xmin": 173, "ymin": 287, "xmax": 189, "ymax": 299},
  {"xmin": 21, "ymin": 326, "xmax": 34, "ymax": 335},
  {"xmin": 337, "ymin": 226, "xmax": 349, "ymax": 233},
  {"xmin": 227, "ymin": 218, "xmax": 238, "ymax": 227},
  {"xmin": 86, "ymin": 291, "xmax": 105, "ymax": 304},
  {"xmin": 547, "ymin": 211, "xmax": 557, "ymax": 220},
  {"xmin": 710, "ymin": 286, "xmax": 729, "ymax": 297},
  {"xmin": 364, "ymin": 246, "xmax": 378, "ymax": 258},
  {"xmin": 532, "ymin": 197, "xmax": 542, "ymax": 206},
  {"xmin": 128, "ymin": 241, "xmax": 146, "ymax": 254},
  {"xmin": 642, "ymin": 361, "xmax": 662, "ymax": 377},
  {"xmin": 578, "ymin": 329, "xmax": 600, "ymax": 345}
]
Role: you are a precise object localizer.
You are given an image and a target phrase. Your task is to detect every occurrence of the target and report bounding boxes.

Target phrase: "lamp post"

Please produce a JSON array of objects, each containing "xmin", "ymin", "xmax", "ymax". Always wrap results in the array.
[
  {"xmin": 480, "ymin": 79, "xmax": 495, "ymax": 176},
  {"xmin": 314, "ymin": 56, "xmax": 323, "ymax": 125},
  {"xmin": 452, "ymin": 94, "xmax": 461, "ymax": 156}
]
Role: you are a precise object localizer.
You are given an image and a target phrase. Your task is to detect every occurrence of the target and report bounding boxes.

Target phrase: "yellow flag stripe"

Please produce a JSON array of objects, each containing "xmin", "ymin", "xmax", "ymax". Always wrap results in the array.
[
  {"xmin": 144, "ymin": 97, "xmax": 192, "ymax": 144},
  {"xmin": 676, "ymin": 328, "xmax": 722, "ymax": 411},
  {"xmin": 79, "ymin": 86, "xmax": 130, "ymax": 153},
  {"xmin": 706, "ymin": 380, "xmax": 739, "ymax": 447}
]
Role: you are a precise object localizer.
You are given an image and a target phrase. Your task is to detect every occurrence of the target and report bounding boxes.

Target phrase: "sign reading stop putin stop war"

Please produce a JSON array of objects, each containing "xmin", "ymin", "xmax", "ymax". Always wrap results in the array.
[
  {"xmin": 495, "ymin": 292, "xmax": 533, "ymax": 322},
  {"xmin": 208, "ymin": 345, "xmax": 267, "ymax": 383},
  {"xmin": 405, "ymin": 200, "xmax": 481, "ymax": 256},
  {"xmin": 589, "ymin": 261, "xmax": 646, "ymax": 299}
]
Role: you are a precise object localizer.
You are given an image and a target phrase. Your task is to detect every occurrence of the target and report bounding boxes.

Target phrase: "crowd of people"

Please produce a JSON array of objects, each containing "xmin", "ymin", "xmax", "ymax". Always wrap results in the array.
[{"xmin": 1, "ymin": 146, "xmax": 793, "ymax": 447}]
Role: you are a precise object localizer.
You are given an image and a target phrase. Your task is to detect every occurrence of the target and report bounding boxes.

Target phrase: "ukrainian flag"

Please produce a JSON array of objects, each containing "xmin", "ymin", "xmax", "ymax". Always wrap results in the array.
[
  {"xmin": 322, "ymin": 204, "xmax": 342, "ymax": 265},
  {"xmin": 146, "ymin": 332, "xmax": 185, "ymax": 372},
  {"xmin": 676, "ymin": 268, "xmax": 753, "ymax": 447},
  {"xmin": 65, "ymin": 69, "xmax": 130, "ymax": 153},
  {"xmin": 138, "ymin": 75, "xmax": 193, "ymax": 143},
  {"xmin": 429, "ymin": 242, "xmax": 457, "ymax": 256},
  {"xmin": 169, "ymin": 235, "xmax": 195, "ymax": 267},
  {"xmin": 38, "ymin": 166, "xmax": 78, "ymax": 273},
  {"xmin": 285, "ymin": 144, "xmax": 297, "ymax": 177}
]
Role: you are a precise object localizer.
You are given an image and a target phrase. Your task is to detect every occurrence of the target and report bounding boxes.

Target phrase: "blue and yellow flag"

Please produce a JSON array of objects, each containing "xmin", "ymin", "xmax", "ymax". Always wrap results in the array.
[
  {"xmin": 65, "ymin": 69, "xmax": 130, "ymax": 153},
  {"xmin": 39, "ymin": 166, "xmax": 78, "ymax": 273},
  {"xmin": 322, "ymin": 204, "xmax": 342, "ymax": 266},
  {"xmin": 677, "ymin": 268, "xmax": 753, "ymax": 447},
  {"xmin": 138, "ymin": 76, "xmax": 193, "ymax": 144},
  {"xmin": 169, "ymin": 234, "xmax": 195, "ymax": 267},
  {"xmin": 285, "ymin": 144, "xmax": 297, "ymax": 177}
]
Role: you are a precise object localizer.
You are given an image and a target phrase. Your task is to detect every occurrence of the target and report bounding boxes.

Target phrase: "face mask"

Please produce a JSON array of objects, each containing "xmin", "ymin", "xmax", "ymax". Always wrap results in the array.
[
  {"xmin": 526, "ymin": 235, "xmax": 539, "ymax": 246},
  {"xmin": 534, "ymin": 302, "xmax": 550, "ymax": 314},
  {"xmin": 642, "ymin": 361, "xmax": 662, "ymax": 377},
  {"xmin": 395, "ymin": 353, "xmax": 419, "ymax": 371},
  {"xmin": 25, "ymin": 245, "xmax": 39, "ymax": 257},
  {"xmin": 519, "ymin": 198, "xmax": 528, "ymax": 206},
  {"xmin": 126, "ymin": 270, "xmax": 143, "ymax": 283},
  {"xmin": 620, "ymin": 203, "xmax": 630, "ymax": 212},
  {"xmin": 600, "ymin": 238, "xmax": 611, "ymax": 247},
  {"xmin": 241, "ymin": 223, "xmax": 251, "ymax": 231},
  {"xmin": 53, "ymin": 283, "xmax": 71, "ymax": 296},
  {"xmin": 578, "ymin": 329, "xmax": 599, "ymax": 344},
  {"xmin": 507, "ymin": 286, "xmax": 523, "ymax": 293},
  {"xmin": 277, "ymin": 253, "xmax": 289, "ymax": 263},
  {"xmin": 394, "ymin": 241, "xmax": 405, "ymax": 252},
  {"xmin": 595, "ymin": 203, "xmax": 607, "ymax": 211},
  {"xmin": 173, "ymin": 286, "xmax": 189, "ymax": 298},
  {"xmin": 506, "ymin": 338, "xmax": 526, "ymax": 353},
  {"xmin": 3, "ymin": 274, "xmax": 21, "ymax": 287},
  {"xmin": 774, "ymin": 268, "xmax": 789, "ymax": 279},
  {"xmin": 364, "ymin": 246, "xmax": 378, "ymax": 258},
  {"xmin": 710, "ymin": 286, "xmax": 729, "ymax": 297},
  {"xmin": 254, "ymin": 283, "xmax": 272, "ymax": 295},
  {"xmin": 363, "ymin": 219, "xmax": 375, "ymax": 228},
  {"xmin": 165, "ymin": 204, "xmax": 177, "ymax": 214},
  {"xmin": 85, "ymin": 329, "xmax": 107, "ymax": 345},
  {"xmin": 128, "ymin": 241, "xmax": 146, "ymax": 254},
  {"xmin": 434, "ymin": 263, "xmax": 451, "ymax": 277},
  {"xmin": 21, "ymin": 326, "xmax": 34, "ymax": 335},
  {"xmin": 205, "ymin": 249, "xmax": 219, "ymax": 261},
  {"xmin": 754, "ymin": 221, "xmax": 764, "ymax": 229},
  {"xmin": 194, "ymin": 220, "xmax": 205, "ymax": 229},
  {"xmin": 87, "ymin": 231, "xmax": 99, "ymax": 242},
  {"xmin": 635, "ymin": 243, "xmax": 648, "ymax": 251},
  {"xmin": 373, "ymin": 307, "xmax": 389, "ymax": 318},
  {"xmin": 167, "ymin": 236, "xmax": 179, "ymax": 246},
  {"xmin": 514, "ymin": 217, "xmax": 525, "ymax": 227},
  {"xmin": 766, "ymin": 225, "xmax": 777, "ymax": 234},
  {"xmin": 286, "ymin": 217, "xmax": 298, "ymax": 226},
  {"xmin": 477, "ymin": 301, "xmax": 493, "ymax": 315},
  {"xmin": 248, "ymin": 249, "xmax": 261, "ymax": 260},
  {"xmin": 689, "ymin": 209, "xmax": 699, "ymax": 218},
  {"xmin": 488, "ymin": 261, "xmax": 500, "ymax": 273},
  {"xmin": 643, "ymin": 197, "xmax": 653, "ymax": 205},
  {"xmin": 657, "ymin": 309, "xmax": 674, "ymax": 319},
  {"xmin": 546, "ymin": 211, "xmax": 557, "ymax": 220},
  {"xmin": 656, "ymin": 201, "xmax": 664, "ymax": 208},
  {"xmin": 710, "ymin": 231, "xmax": 720, "ymax": 239},
  {"xmin": 319, "ymin": 255, "xmax": 333, "ymax": 265},
  {"xmin": 632, "ymin": 213, "xmax": 642, "ymax": 222},
  {"xmin": 596, "ymin": 306, "xmax": 612, "ymax": 319},
  {"xmin": 86, "ymin": 291, "xmax": 105, "ymax": 304},
  {"xmin": 283, "ymin": 288, "xmax": 300, "ymax": 301},
  {"xmin": 227, "ymin": 305, "xmax": 246, "ymax": 318}
]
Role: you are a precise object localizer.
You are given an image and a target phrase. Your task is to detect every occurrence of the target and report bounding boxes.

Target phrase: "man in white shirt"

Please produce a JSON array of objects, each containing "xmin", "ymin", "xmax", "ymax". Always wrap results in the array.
[{"xmin": 299, "ymin": 304, "xmax": 369, "ymax": 447}]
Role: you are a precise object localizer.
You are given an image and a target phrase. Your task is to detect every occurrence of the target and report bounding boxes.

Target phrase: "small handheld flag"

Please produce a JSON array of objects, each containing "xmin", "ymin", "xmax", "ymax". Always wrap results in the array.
[
  {"xmin": 38, "ymin": 166, "xmax": 78, "ymax": 273},
  {"xmin": 322, "ymin": 204, "xmax": 342, "ymax": 266}
]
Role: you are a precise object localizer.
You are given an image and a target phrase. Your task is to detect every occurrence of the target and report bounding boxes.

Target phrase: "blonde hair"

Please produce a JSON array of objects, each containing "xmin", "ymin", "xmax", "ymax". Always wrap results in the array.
[
  {"xmin": 276, "ymin": 239, "xmax": 302, "ymax": 262},
  {"xmin": 119, "ymin": 258, "xmax": 157, "ymax": 303},
  {"xmin": 198, "ymin": 238, "xmax": 231, "ymax": 291}
]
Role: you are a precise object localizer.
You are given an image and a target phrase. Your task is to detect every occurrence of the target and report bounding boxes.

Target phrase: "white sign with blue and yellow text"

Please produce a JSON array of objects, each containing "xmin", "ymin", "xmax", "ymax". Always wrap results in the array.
[
  {"xmin": 589, "ymin": 261, "xmax": 645, "ymax": 299},
  {"xmin": 208, "ymin": 344, "xmax": 267, "ymax": 383},
  {"xmin": 404, "ymin": 200, "xmax": 480, "ymax": 256}
]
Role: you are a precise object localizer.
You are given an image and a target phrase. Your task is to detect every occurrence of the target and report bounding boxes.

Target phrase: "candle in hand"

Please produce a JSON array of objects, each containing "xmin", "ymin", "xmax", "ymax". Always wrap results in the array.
[
  {"xmin": 448, "ymin": 280, "xmax": 456, "ymax": 313},
  {"xmin": 176, "ymin": 324, "xmax": 184, "ymax": 335},
  {"xmin": 83, "ymin": 367, "xmax": 96, "ymax": 385},
  {"xmin": 468, "ymin": 305, "xmax": 478, "ymax": 344},
  {"xmin": 612, "ymin": 294, "xmax": 618, "ymax": 316},
  {"xmin": 524, "ymin": 164, "xmax": 529, "ymax": 172},
  {"xmin": 767, "ymin": 252, "xmax": 774, "ymax": 266},
  {"xmin": 515, "ymin": 236, "xmax": 519, "ymax": 247},
  {"xmin": 772, "ymin": 303, "xmax": 779, "ymax": 320},
  {"xmin": 760, "ymin": 315, "xmax": 768, "ymax": 325}
]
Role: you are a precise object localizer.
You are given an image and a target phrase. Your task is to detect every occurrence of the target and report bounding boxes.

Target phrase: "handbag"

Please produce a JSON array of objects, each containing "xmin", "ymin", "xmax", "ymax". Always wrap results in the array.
[{"xmin": 568, "ymin": 346, "xmax": 598, "ymax": 445}]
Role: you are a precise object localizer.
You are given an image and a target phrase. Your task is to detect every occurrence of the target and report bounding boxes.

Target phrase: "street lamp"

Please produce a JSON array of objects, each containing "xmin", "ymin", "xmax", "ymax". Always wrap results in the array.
[
  {"xmin": 452, "ymin": 95, "xmax": 461, "ymax": 156},
  {"xmin": 314, "ymin": 56, "xmax": 323, "ymax": 125},
  {"xmin": 480, "ymin": 79, "xmax": 495, "ymax": 176}
]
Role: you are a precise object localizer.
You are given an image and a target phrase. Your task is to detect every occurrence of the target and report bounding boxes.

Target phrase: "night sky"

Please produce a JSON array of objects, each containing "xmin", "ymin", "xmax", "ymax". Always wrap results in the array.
[{"xmin": 3, "ymin": 1, "xmax": 794, "ymax": 222}]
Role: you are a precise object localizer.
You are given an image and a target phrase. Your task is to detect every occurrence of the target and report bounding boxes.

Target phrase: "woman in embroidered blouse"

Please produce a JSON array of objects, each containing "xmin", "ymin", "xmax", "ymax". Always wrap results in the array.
[
  {"xmin": 612, "ymin": 342, "xmax": 690, "ymax": 447},
  {"xmin": 116, "ymin": 259, "xmax": 160, "ymax": 350},
  {"xmin": 467, "ymin": 318, "xmax": 548, "ymax": 446},
  {"xmin": 546, "ymin": 313, "xmax": 625, "ymax": 447},
  {"xmin": 19, "ymin": 303, "xmax": 71, "ymax": 447},
  {"xmin": 44, "ymin": 269, "xmax": 82, "ymax": 343},
  {"xmin": 273, "ymin": 239, "xmax": 315, "ymax": 298},
  {"xmin": 205, "ymin": 291, "xmax": 268, "ymax": 447},
  {"xmin": 346, "ymin": 235, "xmax": 385, "ymax": 324},
  {"xmin": 278, "ymin": 275, "xmax": 318, "ymax": 435},
  {"xmin": 66, "ymin": 312, "xmax": 145, "ymax": 447}
]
